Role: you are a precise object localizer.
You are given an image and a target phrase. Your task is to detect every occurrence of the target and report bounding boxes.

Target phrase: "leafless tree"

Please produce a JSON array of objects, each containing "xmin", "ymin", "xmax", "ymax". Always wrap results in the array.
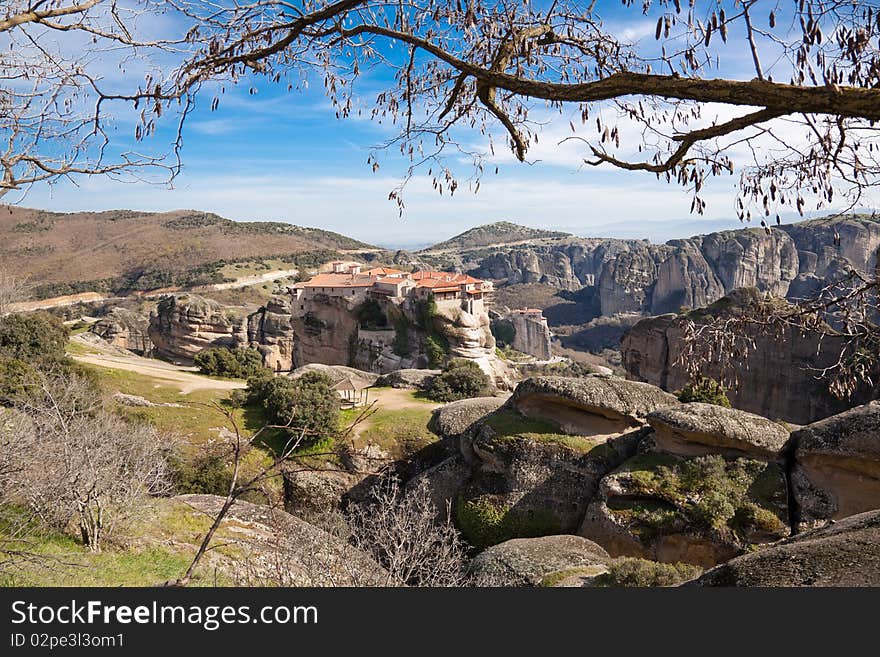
[
  {"xmin": 0, "ymin": 268, "xmax": 29, "ymax": 314},
  {"xmin": 171, "ymin": 400, "xmax": 475, "ymax": 587},
  {"xmin": 676, "ymin": 276, "xmax": 879, "ymax": 401},
  {"xmin": 0, "ymin": 1, "xmax": 188, "ymax": 197},
  {"xmin": 3, "ymin": 368, "xmax": 171, "ymax": 552},
  {"xmin": 156, "ymin": 1, "xmax": 880, "ymax": 219},
  {"xmin": 230, "ymin": 477, "xmax": 473, "ymax": 588},
  {"xmin": 171, "ymin": 399, "xmax": 377, "ymax": 586},
  {"xmin": 346, "ymin": 475, "xmax": 471, "ymax": 587}
]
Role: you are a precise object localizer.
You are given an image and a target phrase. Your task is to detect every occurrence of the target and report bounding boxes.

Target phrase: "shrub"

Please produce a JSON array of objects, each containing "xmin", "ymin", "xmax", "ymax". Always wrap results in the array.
[
  {"xmin": 424, "ymin": 334, "xmax": 449, "ymax": 368},
  {"xmin": 0, "ymin": 312, "xmax": 68, "ymax": 362},
  {"xmin": 194, "ymin": 346, "xmax": 266, "ymax": 378},
  {"xmin": 595, "ymin": 558, "xmax": 703, "ymax": 587},
  {"xmin": 426, "ymin": 359, "xmax": 493, "ymax": 402},
  {"xmin": 677, "ymin": 377, "xmax": 731, "ymax": 407},
  {"xmin": 622, "ymin": 454, "xmax": 786, "ymax": 537},
  {"xmin": 455, "ymin": 497, "xmax": 561, "ymax": 550},
  {"xmin": 0, "ymin": 356, "xmax": 33, "ymax": 401},
  {"xmin": 246, "ymin": 371, "xmax": 339, "ymax": 444},
  {"xmin": 170, "ymin": 453, "xmax": 231, "ymax": 496}
]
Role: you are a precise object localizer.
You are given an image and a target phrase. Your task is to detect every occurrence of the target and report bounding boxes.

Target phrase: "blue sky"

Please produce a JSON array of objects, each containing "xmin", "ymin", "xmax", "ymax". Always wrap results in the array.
[{"xmin": 11, "ymin": 1, "xmax": 866, "ymax": 249}]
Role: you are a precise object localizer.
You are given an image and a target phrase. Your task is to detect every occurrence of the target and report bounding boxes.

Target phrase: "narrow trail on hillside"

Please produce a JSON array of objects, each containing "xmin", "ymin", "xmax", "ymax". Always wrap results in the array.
[{"xmin": 71, "ymin": 351, "xmax": 246, "ymax": 394}]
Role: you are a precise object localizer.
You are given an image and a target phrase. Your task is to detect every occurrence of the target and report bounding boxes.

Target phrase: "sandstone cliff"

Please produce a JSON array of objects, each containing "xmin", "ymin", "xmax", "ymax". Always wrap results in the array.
[
  {"xmin": 148, "ymin": 294, "xmax": 246, "ymax": 362},
  {"xmin": 620, "ymin": 288, "xmax": 875, "ymax": 424},
  {"xmin": 459, "ymin": 215, "xmax": 878, "ymax": 319},
  {"xmin": 149, "ymin": 291, "xmax": 510, "ymax": 383},
  {"xmin": 90, "ymin": 307, "xmax": 153, "ymax": 355}
]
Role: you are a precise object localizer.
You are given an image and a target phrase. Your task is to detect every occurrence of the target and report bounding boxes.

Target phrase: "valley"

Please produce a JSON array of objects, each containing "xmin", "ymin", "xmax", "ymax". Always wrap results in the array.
[{"xmin": 2, "ymin": 205, "xmax": 879, "ymax": 589}]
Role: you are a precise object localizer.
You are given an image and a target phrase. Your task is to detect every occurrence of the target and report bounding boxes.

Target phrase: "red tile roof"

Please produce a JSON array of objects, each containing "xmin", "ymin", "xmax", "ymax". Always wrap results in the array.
[
  {"xmin": 303, "ymin": 273, "xmax": 378, "ymax": 288},
  {"xmin": 364, "ymin": 267, "xmax": 407, "ymax": 277}
]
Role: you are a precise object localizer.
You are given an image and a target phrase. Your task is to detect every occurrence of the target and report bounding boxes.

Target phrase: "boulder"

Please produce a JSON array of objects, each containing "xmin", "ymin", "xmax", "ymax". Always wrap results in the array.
[
  {"xmin": 90, "ymin": 307, "xmax": 152, "ymax": 355},
  {"xmin": 469, "ymin": 535, "xmax": 610, "ymax": 587},
  {"xmin": 148, "ymin": 294, "xmax": 244, "ymax": 363},
  {"xmin": 578, "ymin": 451, "xmax": 790, "ymax": 568},
  {"xmin": 693, "ymin": 509, "xmax": 880, "ymax": 586},
  {"xmin": 510, "ymin": 376, "xmax": 678, "ymax": 438},
  {"xmin": 407, "ymin": 454, "xmax": 471, "ymax": 520},
  {"xmin": 282, "ymin": 468, "xmax": 365, "ymax": 518},
  {"xmin": 169, "ymin": 495, "xmax": 388, "ymax": 586},
  {"xmin": 647, "ymin": 403, "xmax": 791, "ymax": 460},
  {"xmin": 431, "ymin": 397, "xmax": 506, "ymax": 440},
  {"xmin": 375, "ymin": 368, "xmax": 440, "ymax": 389},
  {"xmin": 790, "ymin": 402, "xmax": 880, "ymax": 530},
  {"xmin": 456, "ymin": 406, "xmax": 647, "ymax": 547}
]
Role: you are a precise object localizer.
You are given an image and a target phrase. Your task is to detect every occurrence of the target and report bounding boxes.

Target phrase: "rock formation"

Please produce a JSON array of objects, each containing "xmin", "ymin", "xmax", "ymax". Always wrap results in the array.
[
  {"xmin": 789, "ymin": 401, "xmax": 880, "ymax": 531},
  {"xmin": 620, "ymin": 288, "xmax": 875, "ymax": 424},
  {"xmin": 173, "ymin": 495, "xmax": 387, "ymax": 586},
  {"xmin": 509, "ymin": 376, "xmax": 678, "ymax": 437},
  {"xmin": 693, "ymin": 509, "xmax": 880, "ymax": 587},
  {"xmin": 431, "ymin": 397, "xmax": 507, "ymax": 442},
  {"xmin": 646, "ymin": 403, "xmax": 790, "ymax": 460},
  {"xmin": 468, "ymin": 535, "xmax": 610, "ymax": 587},
  {"xmin": 90, "ymin": 307, "xmax": 153, "ymax": 355},
  {"xmin": 461, "ymin": 215, "xmax": 878, "ymax": 320},
  {"xmin": 148, "ymin": 294, "xmax": 245, "ymax": 362},
  {"xmin": 246, "ymin": 295, "xmax": 295, "ymax": 371},
  {"xmin": 147, "ymin": 289, "xmax": 511, "ymax": 382},
  {"xmin": 509, "ymin": 309, "xmax": 552, "ymax": 360}
]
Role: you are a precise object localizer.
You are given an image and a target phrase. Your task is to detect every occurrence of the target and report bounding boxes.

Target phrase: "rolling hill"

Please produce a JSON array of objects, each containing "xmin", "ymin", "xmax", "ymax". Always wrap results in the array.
[
  {"xmin": 421, "ymin": 221, "xmax": 572, "ymax": 252},
  {"xmin": 0, "ymin": 205, "xmax": 375, "ymax": 297}
]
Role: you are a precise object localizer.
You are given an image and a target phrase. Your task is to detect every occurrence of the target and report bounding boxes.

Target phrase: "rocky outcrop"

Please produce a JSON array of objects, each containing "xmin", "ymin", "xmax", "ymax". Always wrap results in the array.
[
  {"xmin": 621, "ymin": 288, "xmax": 872, "ymax": 424},
  {"xmin": 148, "ymin": 294, "xmax": 244, "ymax": 362},
  {"xmin": 509, "ymin": 310, "xmax": 552, "ymax": 360},
  {"xmin": 647, "ymin": 403, "xmax": 791, "ymax": 460},
  {"xmin": 789, "ymin": 402, "xmax": 880, "ymax": 531},
  {"xmin": 375, "ymin": 368, "xmax": 440, "ymax": 389},
  {"xmin": 464, "ymin": 219, "xmax": 830, "ymax": 318},
  {"xmin": 90, "ymin": 307, "xmax": 152, "ymax": 355},
  {"xmin": 578, "ymin": 452, "xmax": 790, "ymax": 568},
  {"xmin": 469, "ymin": 535, "xmax": 610, "ymax": 587},
  {"xmin": 174, "ymin": 495, "xmax": 387, "ymax": 586},
  {"xmin": 697, "ymin": 229, "xmax": 798, "ymax": 298},
  {"xmin": 509, "ymin": 376, "xmax": 678, "ymax": 438},
  {"xmin": 247, "ymin": 296, "xmax": 295, "ymax": 372},
  {"xmin": 290, "ymin": 294, "xmax": 362, "ymax": 370},
  {"xmin": 282, "ymin": 468, "xmax": 365, "ymax": 518},
  {"xmin": 651, "ymin": 240, "xmax": 724, "ymax": 314},
  {"xmin": 780, "ymin": 214, "xmax": 880, "ymax": 281},
  {"xmin": 456, "ymin": 407, "xmax": 648, "ymax": 545},
  {"xmin": 433, "ymin": 303, "xmax": 512, "ymax": 387},
  {"xmin": 431, "ymin": 397, "xmax": 506, "ymax": 441},
  {"xmin": 693, "ymin": 509, "xmax": 880, "ymax": 587}
]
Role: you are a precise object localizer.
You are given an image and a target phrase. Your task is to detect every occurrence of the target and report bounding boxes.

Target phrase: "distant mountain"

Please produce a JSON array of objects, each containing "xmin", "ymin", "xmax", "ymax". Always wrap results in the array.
[
  {"xmin": 0, "ymin": 205, "xmax": 374, "ymax": 298},
  {"xmin": 421, "ymin": 221, "xmax": 572, "ymax": 252}
]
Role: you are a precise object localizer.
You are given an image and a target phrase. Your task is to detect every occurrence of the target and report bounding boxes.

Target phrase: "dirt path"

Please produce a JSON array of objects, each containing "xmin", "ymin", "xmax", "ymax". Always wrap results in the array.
[
  {"xmin": 368, "ymin": 387, "xmax": 442, "ymax": 411},
  {"xmin": 72, "ymin": 352, "xmax": 246, "ymax": 394},
  {"xmin": 8, "ymin": 292, "xmax": 111, "ymax": 313},
  {"xmin": 194, "ymin": 268, "xmax": 299, "ymax": 291}
]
